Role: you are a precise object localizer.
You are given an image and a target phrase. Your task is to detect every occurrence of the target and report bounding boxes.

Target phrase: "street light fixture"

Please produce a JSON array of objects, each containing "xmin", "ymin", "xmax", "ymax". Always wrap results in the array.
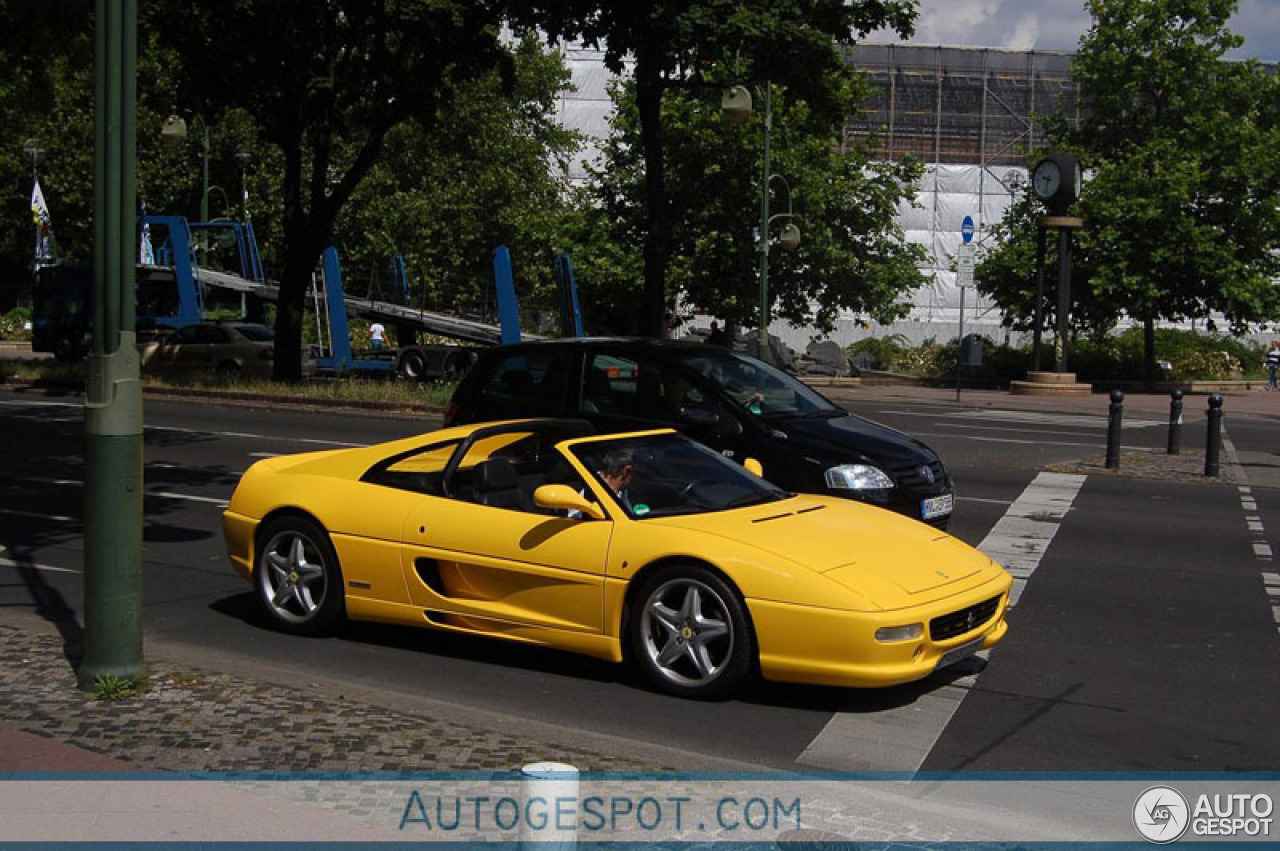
[
  {"xmin": 722, "ymin": 81, "xmax": 801, "ymax": 362},
  {"xmin": 235, "ymin": 147, "xmax": 254, "ymax": 220},
  {"xmin": 22, "ymin": 137, "xmax": 44, "ymax": 183},
  {"xmin": 161, "ymin": 113, "xmax": 211, "ymax": 224}
]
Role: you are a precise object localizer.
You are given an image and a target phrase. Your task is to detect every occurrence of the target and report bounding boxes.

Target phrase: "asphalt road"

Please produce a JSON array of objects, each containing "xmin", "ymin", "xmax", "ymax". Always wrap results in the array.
[{"xmin": 2, "ymin": 384, "xmax": 1277, "ymax": 771}]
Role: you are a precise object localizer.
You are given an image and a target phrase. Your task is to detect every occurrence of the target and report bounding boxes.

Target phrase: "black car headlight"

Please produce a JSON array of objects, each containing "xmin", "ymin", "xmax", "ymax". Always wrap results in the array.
[{"xmin": 824, "ymin": 463, "xmax": 893, "ymax": 491}]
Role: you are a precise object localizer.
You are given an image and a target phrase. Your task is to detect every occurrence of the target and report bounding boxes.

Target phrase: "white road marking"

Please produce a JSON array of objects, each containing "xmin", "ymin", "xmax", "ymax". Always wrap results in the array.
[
  {"xmin": 0, "ymin": 507, "xmax": 75, "ymax": 522},
  {"xmin": 0, "ymin": 557, "xmax": 79, "ymax": 574},
  {"xmin": 797, "ymin": 470, "xmax": 1087, "ymax": 771},
  {"xmin": 957, "ymin": 495, "xmax": 1014, "ymax": 506},
  {"xmin": 13, "ymin": 476, "xmax": 230, "ymax": 508},
  {"xmin": 977, "ymin": 472, "xmax": 1087, "ymax": 607},
  {"xmin": 149, "ymin": 491, "xmax": 228, "ymax": 507},
  {"xmin": 0, "ymin": 399, "xmax": 80, "ymax": 408},
  {"xmin": 878, "ymin": 408, "xmax": 1165, "ymax": 429},
  {"xmin": 145, "ymin": 424, "xmax": 366, "ymax": 447},
  {"xmin": 910, "ymin": 430, "xmax": 1152, "ymax": 451},
  {"xmin": 248, "ymin": 452, "xmax": 283, "ymax": 458},
  {"xmin": 1225, "ymin": 438, "xmax": 1280, "ymax": 634},
  {"xmin": 943, "ymin": 423, "xmax": 1116, "ymax": 438}
]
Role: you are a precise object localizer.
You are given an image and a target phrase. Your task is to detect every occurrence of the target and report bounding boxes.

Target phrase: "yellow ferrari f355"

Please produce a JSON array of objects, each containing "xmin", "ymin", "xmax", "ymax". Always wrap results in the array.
[{"xmin": 223, "ymin": 419, "xmax": 1011, "ymax": 700}]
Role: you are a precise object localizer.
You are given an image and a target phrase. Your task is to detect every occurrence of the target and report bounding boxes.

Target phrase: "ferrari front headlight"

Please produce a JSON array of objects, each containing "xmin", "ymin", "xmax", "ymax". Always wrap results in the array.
[
  {"xmin": 875, "ymin": 623, "xmax": 924, "ymax": 643},
  {"xmin": 825, "ymin": 463, "xmax": 893, "ymax": 491}
]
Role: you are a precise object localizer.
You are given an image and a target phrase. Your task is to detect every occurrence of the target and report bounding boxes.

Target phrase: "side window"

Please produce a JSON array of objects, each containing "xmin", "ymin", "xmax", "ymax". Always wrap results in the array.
[
  {"xmin": 172, "ymin": 325, "xmax": 201, "ymax": 344},
  {"xmin": 480, "ymin": 351, "xmax": 572, "ymax": 415},
  {"xmin": 585, "ymin": 355, "xmax": 707, "ymax": 423},
  {"xmin": 582, "ymin": 354, "xmax": 638, "ymax": 414}
]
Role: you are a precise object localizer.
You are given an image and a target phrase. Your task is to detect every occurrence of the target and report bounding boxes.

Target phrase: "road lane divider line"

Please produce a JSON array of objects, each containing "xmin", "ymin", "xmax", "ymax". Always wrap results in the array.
[
  {"xmin": 1228, "ymin": 426, "xmax": 1280, "ymax": 637},
  {"xmin": 877, "ymin": 408, "xmax": 1165, "ymax": 429},
  {"xmin": 796, "ymin": 470, "xmax": 1087, "ymax": 772},
  {"xmin": 144, "ymin": 424, "xmax": 368, "ymax": 447},
  {"xmin": 0, "ymin": 557, "xmax": 79, "ymax": 574},
  {"xmin": 0, "ymin": 507, "xmax": 75, "ymax": 522},
  {"xmin": 148, "ymin": 491, "xmax": 229, "ymax": 507}
]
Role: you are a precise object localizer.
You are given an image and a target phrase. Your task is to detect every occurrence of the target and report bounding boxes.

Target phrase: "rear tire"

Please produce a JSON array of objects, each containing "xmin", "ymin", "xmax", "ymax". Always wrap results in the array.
[
  {"xmin": 254, "ymin": 516, "xmax": 345, "ymax": 636},
  {"xmin": 398, "ymin": 349, "xmax": 427, "ymax": 381},
  {"xmin": 216, "ymin": 360, "xmax": 241, "ymax": 381},
  {"xmin": 629, "ymin": 563, "xmax": 754, "ymax": 700}
]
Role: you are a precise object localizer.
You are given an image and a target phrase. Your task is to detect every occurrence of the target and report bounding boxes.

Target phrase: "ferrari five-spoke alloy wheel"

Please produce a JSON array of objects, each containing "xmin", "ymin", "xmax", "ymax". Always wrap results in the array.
[
  {"xmin": 632, "ymin": 565, "xmax": 753, "ymax": 699},
  {"xmin": 254, "ymin": 517, "xmax": 344, "ymax": 636}
]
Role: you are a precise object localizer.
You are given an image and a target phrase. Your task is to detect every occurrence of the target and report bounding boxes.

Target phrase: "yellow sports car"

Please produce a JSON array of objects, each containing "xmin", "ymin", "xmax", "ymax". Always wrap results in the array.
[{"xmin": 223, "ymin": 419, "xmax": 1011, "ymax": 699}]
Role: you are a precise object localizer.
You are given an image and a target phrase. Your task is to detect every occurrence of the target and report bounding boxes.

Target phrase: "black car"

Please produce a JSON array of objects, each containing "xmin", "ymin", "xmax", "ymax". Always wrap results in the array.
[{"xmin": 445, "ymin": 338, "xmax": 954, "ymax": 527}]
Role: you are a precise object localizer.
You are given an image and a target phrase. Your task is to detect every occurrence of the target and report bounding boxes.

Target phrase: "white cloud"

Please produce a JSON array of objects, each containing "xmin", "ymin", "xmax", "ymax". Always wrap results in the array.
[{"xmin": 867, "ymin": 0, "xmax": 1280, "ymax": 61}]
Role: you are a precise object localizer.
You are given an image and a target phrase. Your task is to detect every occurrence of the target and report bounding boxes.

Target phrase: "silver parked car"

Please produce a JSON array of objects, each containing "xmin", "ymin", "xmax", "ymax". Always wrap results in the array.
[{"xmin": 142, "ymin": 321, "xmax": 305, "ymax": 380}]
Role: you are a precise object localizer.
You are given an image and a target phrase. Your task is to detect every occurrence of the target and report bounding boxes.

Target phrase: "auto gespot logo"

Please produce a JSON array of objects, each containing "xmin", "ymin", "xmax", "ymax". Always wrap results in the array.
[{"xmin": 1134, "ymin": 786, "xmax": 1274, "ymax": 842}]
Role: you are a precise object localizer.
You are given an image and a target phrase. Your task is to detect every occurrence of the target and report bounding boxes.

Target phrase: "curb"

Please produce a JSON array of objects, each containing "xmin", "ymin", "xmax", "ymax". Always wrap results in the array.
[{"xmin": 0, "ymin": 375, "xmax": 444, "ymax": 416}]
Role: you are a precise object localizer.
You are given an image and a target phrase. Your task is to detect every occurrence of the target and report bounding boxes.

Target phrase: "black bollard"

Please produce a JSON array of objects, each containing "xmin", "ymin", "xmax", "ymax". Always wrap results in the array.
[
  {"xmin": 1167, "ymin": 389, "xmax": 1183, "ymax": 455},
  {"xmin": 1205, "ymin": 394, "xmax": 1223, "ymax": 477},
  {"xmin": 1106, "ymin": 389, "xmax": 1124, "ymax": 469}
]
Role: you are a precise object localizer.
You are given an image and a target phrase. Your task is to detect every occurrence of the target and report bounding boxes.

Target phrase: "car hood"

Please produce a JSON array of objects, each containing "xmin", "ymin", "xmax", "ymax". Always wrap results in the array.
[
  {"xmin": 647, "ymin": 497, "xmax": 995, "ymax": 607},
  {"xmin": 767, "ymin": 411, "xmax": 938, "ymax": 468}
]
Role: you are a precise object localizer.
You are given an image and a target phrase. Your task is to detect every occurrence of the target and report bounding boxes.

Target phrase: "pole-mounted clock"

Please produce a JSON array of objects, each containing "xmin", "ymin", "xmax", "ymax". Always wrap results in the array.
[{"xmin": 1031, "ymin": 152, "xmax": 1082, "ymax": 212}]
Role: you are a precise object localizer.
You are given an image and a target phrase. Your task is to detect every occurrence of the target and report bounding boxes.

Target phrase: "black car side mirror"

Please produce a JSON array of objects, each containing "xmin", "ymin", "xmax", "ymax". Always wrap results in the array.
[{"xmin": 678, "ymin": 407, "xmax": 719, "ymax": 427}]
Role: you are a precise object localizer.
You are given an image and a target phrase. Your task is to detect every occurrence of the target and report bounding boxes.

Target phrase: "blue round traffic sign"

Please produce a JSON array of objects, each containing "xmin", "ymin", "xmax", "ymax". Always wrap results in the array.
[{"xmin": 961, "ymin": 215, "xmax": 975, "ymax": 244}]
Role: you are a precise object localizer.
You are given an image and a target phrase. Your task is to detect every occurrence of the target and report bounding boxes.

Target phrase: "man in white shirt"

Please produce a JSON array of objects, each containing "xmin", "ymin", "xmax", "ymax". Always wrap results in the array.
[{"xmin": 369, "ymin": 322, "xmax": 386, "ymax": 350}]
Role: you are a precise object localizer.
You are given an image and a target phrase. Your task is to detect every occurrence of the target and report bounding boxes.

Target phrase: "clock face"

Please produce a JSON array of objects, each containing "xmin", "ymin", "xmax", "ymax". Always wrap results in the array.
[{"xmin": 1033, "ymin": 161, "xmax": 1061, "ymax": 200}]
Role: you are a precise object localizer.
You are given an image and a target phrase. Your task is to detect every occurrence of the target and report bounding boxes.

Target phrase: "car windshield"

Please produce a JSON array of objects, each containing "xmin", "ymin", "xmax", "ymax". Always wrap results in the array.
[
  {"xmin": 567, "ymin": 432, "xmax": 789, "ymax": 519},
  {"xmin": 234, "ymin": 324, "xmax": 275, "ymax": 342},
  {"xmin": 676, "ymin": 350, "xmax": 840, "ymax": 418}
]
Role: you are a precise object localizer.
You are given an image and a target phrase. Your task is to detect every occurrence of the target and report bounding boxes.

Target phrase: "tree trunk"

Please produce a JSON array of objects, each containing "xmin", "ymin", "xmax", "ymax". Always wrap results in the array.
[{"xmin": 635, "ymin": 53, "xmax": 668, "ymax": 339}]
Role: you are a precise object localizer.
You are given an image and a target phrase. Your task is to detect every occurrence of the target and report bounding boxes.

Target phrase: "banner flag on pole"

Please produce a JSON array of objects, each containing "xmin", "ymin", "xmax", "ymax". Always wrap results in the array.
[{"xmin": 30, "ymin": 179, "xmax": 56, "ymax": 267}]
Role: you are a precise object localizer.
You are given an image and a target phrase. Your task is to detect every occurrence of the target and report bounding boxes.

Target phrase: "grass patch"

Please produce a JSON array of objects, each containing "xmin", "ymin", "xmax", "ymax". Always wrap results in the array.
[
  {"xmin": 0, "ymin": 358, "xmax": 456, "ymax": 408},
  {"xmin": 91, "ymin": 672, "xmax": 149, "ymax": 701}
]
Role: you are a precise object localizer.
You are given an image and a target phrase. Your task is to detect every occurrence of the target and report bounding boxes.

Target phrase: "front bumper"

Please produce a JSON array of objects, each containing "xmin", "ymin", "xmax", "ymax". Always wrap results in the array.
[{"xmin": 748, "ymin": 571, "xmax": 1011, "ymax": 688}]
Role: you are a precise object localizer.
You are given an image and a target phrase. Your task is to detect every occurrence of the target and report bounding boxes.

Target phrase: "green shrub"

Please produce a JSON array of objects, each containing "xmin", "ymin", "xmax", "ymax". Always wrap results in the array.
[
  {"xmin": 846, "ymin": 335, "xmax": 909, "ymax": 371},
  {"xmin": 843, "ymin": 327, "xmax": 1258, "ymax": 384},
  {"xmin": 0, "ymin": 307, "xmax": 32, "ymax": 341}
]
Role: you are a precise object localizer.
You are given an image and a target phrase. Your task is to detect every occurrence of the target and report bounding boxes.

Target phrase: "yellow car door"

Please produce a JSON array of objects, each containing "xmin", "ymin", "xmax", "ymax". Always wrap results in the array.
[{"xmin": 399, "ymin": 498, "xmax": 613, "ymax": 633}]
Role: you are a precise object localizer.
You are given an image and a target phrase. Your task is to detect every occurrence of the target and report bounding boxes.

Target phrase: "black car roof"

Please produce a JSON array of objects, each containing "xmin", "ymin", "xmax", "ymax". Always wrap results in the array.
[{"xmin": 479, "ymin": 337, "xmax": 727, "ymax": 355}]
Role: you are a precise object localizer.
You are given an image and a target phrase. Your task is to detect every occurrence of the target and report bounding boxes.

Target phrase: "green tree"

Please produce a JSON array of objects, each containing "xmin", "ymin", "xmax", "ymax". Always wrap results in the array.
[
  {"xmin": 979, "ymin": 0, "xmax": 1280, "ymax": 381},
  {"xmin": 538, "ymin": 0, "xmax": 916, "ymax": 338},
  {"xmin": 569, "ymin": 76, "xmax": 924, "ymax": 336},
  {"xmin": 148, "ymin": 0, "xmax": 516, "ymax": 381},
  {"xmin": 335, "ymin": 34, "xmax": 580, "ymax": 323}
]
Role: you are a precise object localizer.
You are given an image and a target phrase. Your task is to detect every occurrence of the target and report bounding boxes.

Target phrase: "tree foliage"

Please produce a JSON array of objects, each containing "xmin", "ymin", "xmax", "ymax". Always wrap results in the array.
[
  {"xmin": 566, "ymin": 75, "xmax": 924, "ymax": 336},
  {"xmin": 977, "ymin": 0, "xmax": 1280, "ymax": 377},
  {"xmin": 147, "ymin": 0, "xmax": 519, "ymax": 380},
  {"xmin": 334, "ymin": 34, "xmax": 579, "ymax": 320},
  {"xmin": 537, "ymin": 0, "xmax": 917, "ymax": 337}
]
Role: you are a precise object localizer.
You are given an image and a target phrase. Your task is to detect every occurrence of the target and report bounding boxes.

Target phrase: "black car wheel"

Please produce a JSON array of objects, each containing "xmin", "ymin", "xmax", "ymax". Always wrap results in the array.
[
  {"xmin": 398, "ymin": 349, "xmax": 427, "ymax": 381},
  {"xmin": 254, "ymin": 516, "xmax": 345, "ymax": 636},
  {"xmin": 630, "ymin": 563, "xmax": 754, "ymax": 700}
]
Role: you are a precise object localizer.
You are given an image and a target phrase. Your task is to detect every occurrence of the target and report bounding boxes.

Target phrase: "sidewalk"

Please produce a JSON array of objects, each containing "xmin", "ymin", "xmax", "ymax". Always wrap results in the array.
[{"xmin": 0, "ymin": 380, "xmax": 1271, "ymax": 779}]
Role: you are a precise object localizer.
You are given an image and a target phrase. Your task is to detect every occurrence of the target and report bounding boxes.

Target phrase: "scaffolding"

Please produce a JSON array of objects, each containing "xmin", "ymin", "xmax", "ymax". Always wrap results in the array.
[{"xmin": 847, "ymin": 44, "xmax": 1081, "ymax": 167}]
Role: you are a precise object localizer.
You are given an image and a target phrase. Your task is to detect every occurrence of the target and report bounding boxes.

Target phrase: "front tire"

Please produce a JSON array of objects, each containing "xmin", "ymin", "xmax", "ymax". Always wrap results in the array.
[
  {"xmin": 630, "ymin": 564, "xmax": 754, "ymax": 700},
  {"xmin": 254, "ymin": 516, "xmax": 345, "ymax": 636}
]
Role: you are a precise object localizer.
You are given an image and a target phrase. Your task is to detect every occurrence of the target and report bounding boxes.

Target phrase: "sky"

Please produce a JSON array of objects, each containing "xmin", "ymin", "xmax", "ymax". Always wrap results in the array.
[{"xmin": 868, "ymin": 0, "xmax": 1280, "ymax": 62}]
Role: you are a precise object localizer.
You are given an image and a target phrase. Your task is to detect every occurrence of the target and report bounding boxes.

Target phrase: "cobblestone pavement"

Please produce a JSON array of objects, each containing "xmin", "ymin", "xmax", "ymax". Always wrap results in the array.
[{"xmin": 0, "ymin": 624, "xmax": 662, "ymax": 772}]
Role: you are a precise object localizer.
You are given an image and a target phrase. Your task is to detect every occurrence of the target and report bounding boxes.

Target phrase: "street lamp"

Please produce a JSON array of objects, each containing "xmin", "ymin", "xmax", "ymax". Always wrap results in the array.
[
  {"xmin": 235, "ymin": 147, "xmax": 254, "ymax": 220},
  {"xmin": 22, "ymin": 137, "xmax": 44, "ymax": 183},
  {"xmin": 722, "ymin": 81, "xmax": 801, "ymax": 362},
  {"xmin": 160, "ymin": 113, "xmax": 210, "ymax": 224}
]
